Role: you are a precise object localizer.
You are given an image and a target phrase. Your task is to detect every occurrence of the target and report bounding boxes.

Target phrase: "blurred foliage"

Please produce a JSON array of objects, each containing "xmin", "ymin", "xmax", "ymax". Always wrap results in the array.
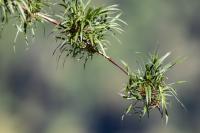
[{"xmin": 0, "ymin": 0, "xmax": 49, "ymax": 43}]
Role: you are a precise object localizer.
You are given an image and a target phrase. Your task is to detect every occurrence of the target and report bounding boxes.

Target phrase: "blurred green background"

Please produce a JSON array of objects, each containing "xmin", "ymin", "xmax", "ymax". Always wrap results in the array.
[{"xmin": 0, "ymin": 0, "xmax": 199, "ymax": 133}]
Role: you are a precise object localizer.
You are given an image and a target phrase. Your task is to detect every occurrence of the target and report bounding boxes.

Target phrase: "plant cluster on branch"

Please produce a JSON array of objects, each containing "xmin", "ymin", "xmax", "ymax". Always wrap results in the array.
[
  {"xmin": 0, "ymin": 0, "xmax": 185, "ymax": 124},
  {"xmin": 121, "ymin": 52, "xmax": 185, "ymax": 123},
  {"xmin": 54, "ymin": 0, "xmax": 126, "ymax": 64},
  {"xmin": 0, "ymin": 0, "xmax": 49, "ymax": 41}
]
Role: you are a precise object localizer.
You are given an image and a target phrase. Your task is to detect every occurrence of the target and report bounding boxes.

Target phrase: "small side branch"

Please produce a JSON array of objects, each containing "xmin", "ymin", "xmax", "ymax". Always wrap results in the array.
[
  {"xmin": 36, "ymin": 12, "xmax": 66, "ymax": 29},
  {"xmin": 36, "ymin": 13, "xmax": 60, "ymax": 25},
  {"xmin": 97, "ymin": 51, "xmax": 128, "ymax": 75}
]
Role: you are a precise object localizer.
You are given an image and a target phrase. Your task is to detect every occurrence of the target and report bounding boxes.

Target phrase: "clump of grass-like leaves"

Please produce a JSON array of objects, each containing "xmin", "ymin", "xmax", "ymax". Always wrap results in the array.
[
  {"xmin": 121, "ymin": 52, "xmax": 185, "ymax": 124},
  {"xmin": 54, "ymin": 0, "xmax": 126, "ymax": 65},
  {"xmin": 0, "ymin": 0, "xmax": 48, "ymax": 41}
]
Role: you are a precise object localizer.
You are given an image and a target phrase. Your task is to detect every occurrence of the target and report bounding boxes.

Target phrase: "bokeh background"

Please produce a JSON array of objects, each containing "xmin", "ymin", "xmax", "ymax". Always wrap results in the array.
[{"xmin": 0, "ymin": 0, "xmax": 200, "ymax": 133}]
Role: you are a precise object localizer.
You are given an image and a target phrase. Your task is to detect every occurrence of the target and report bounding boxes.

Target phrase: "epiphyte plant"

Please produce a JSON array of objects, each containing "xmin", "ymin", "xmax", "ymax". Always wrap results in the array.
[
  {"xmin": 54, "ymin": 0, "xmax": 127, "ymax": 65},
  {"xmin": 0, "ymin": 0, "xmax": 185, "ymax": 124},
  {"xmin": 120, "ymin": 52, "xmax": 185, "ymax": 124}
]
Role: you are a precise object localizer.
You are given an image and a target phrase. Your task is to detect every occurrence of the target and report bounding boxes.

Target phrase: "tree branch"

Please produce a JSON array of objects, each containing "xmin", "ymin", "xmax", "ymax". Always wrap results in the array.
[
  {"xmin": 97, "ymin": 51, "xmax": 128, "ymax": 75},
  {"xmin": 34, "ymin": 11, "xmax": 128, "ymax": 76},
  {"xmin": 35, "ymin": 12, "xmax": 66, "ymax": 29}
]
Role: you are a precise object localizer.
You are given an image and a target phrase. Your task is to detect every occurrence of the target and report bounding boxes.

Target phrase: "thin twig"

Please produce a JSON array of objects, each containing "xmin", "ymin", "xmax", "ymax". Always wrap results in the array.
[
  {"xmin": 36, "ymin": 12, "xmax": 60, "ymax": 25},
  {"xmin": 36, "ymin": 12, "xmax": 66, "ymax": 29},
  {"xmin": 97, "ymin": 51, "xmax": 128, "ymax": 75}
]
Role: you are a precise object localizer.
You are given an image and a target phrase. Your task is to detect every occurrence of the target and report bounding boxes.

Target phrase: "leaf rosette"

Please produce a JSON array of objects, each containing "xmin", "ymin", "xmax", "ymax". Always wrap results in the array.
[
  {"xmin": 54, "ymin": 0, "xmax": 126, "ymax": 65},
  {"xmin": 121, "ymin": 52, "xmax": 185, "ymax": 124}
]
